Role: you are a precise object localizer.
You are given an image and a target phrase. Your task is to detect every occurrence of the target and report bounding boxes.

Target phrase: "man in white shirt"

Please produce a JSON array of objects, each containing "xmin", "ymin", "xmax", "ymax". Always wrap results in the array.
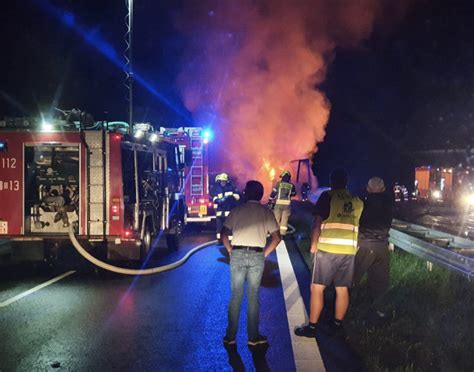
[{"xmin": 222, "ymin": 180, "xmax": 281, "ymax": 347}]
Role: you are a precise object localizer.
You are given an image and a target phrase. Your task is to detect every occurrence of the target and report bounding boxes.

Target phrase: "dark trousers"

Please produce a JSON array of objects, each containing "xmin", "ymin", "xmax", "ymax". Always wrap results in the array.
[{"xmin": 354, "ymin": 240, "xmax": 390, "ymax": 303}]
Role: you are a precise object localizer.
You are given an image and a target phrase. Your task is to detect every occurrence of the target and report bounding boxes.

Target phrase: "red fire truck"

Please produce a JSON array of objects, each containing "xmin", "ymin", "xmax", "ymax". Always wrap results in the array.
[
  {"xmin": 0, "ymin": 110, "xmax": 187, "ymax": 262},
  {"xmin": 158, "ymin": 127, "xmax": 215, "ymax": 223}
]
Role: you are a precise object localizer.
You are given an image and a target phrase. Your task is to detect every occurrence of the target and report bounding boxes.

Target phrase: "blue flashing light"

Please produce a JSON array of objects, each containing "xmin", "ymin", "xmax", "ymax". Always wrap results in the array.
[
  {"xmin": 0, "ymin": 140, "xmax": 7, "ymax": 152},
  {"xmin": 202, "ymin": 128, "xmax": 214, "ymax": 142}
]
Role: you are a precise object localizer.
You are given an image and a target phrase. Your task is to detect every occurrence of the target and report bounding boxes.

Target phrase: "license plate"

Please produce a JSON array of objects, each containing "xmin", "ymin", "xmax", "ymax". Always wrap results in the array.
[
  {"xmin": 199, "ymin": 205, "xmax": 208, "ymax": 215},
  {"xmin": 0, "ymin": 221, "xmax": 8, "ymax": 234}
]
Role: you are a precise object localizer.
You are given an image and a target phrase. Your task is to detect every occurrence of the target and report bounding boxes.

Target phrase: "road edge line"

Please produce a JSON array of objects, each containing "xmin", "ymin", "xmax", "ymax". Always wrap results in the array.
[
  {"xmin": 0, "ymin": 270, "xmax": 76, "ymax": 308},
  {"xmin": 276, "ymin": 241, "xmax": 325, "ymax": 372}
]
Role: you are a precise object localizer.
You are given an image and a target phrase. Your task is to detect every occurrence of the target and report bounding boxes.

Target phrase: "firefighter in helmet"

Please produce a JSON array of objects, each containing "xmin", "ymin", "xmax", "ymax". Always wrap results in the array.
[
  {"xmin": 210, "ymin": 173, "xmax": 241, "ymax": 240},
  {"xmin": 269, "ymin": 170, "xmax": 296, "ymax": 235}
]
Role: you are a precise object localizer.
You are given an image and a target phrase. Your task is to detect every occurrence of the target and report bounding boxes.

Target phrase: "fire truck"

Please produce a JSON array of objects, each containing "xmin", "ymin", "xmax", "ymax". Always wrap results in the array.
[
  {"xmin": 158, "ymin": 127, "xmax": 215, "ymax": 223},
  {"xmin": 0, "ymin": 110, "xmax": 187, "ymax": 262}
]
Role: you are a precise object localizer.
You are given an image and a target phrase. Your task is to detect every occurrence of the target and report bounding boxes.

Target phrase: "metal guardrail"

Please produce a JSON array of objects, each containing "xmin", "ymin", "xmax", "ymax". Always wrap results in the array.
[{"xmin": 389, "ymin": 219, "xmax": 474, "ymax": 280}]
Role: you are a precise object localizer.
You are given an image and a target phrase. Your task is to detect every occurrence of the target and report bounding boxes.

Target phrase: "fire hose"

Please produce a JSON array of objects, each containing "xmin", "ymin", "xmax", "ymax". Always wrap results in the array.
[
  {"xmin": 68, "ymin": 225, "xmax": 217, "ymax": 275},
  {"xmin": 68, "ymin": 222, "xmax": 296, "ymax": 275}
]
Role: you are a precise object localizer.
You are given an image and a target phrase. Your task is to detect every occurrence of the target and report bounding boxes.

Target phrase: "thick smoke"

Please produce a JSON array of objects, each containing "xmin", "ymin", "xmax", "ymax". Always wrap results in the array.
[{"xmin": 175, "ymin": 0, "xmax": 410, "ymax": 192}]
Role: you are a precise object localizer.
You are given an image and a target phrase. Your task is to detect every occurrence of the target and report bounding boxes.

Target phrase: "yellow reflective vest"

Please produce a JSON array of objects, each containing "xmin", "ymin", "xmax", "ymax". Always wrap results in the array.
[{"xmin": 318, "ymin": 189, "xmax": 363, "ymax": 255}]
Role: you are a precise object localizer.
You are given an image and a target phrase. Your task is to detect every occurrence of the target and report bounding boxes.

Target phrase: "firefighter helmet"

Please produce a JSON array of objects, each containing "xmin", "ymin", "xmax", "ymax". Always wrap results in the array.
[
  {"xmin": 215, "ymin": 173, "xmax": 229, "ymax": 182},
  {"xmin": 280, "ymin": 171, "xmax": 291, "ymax": 181}
]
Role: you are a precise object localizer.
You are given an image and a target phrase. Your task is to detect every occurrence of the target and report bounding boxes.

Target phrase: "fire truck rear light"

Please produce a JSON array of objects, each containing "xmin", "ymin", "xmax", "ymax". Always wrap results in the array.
[
  {"xmin": 123, "ymin": 230, "xmax": 132, "ymax": 238},
  {"xmin": 208, "ymin": 202, "xmax": 212, "ymax": 207},
  {"xmin": 112, "ymin": 133, "xmax": 121, "ymax": 141},
  {"xmin": 199, "ymin": 198, "xmax": 205, "ymax": 204},
  {"xmin": 112, "ymin": 205, "xmax": 119, "ymax": 213}
]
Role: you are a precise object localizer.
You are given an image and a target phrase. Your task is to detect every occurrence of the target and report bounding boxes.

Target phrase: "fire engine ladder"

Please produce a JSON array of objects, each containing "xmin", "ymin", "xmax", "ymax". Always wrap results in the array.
[
  {"xmin": 190, "ymin": 137, "xmax": 204, "ymax": 197},
  {"xmin": 85, "ymin": 131, "xmax": 106, "ymax": 237}
]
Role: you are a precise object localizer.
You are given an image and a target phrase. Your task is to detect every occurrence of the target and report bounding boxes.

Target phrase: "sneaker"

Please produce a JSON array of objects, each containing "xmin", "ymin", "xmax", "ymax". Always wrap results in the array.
[
  {"xmin": 223, "ymin": 336, "xmax": 236, "ymax": 346},
  {"xmin": 248, "ymin": 335, "xmax": 268, "ymax": 346},
  {"xmin": 294, "ymin": 324, "xmax": 317, "ymax": 337}
]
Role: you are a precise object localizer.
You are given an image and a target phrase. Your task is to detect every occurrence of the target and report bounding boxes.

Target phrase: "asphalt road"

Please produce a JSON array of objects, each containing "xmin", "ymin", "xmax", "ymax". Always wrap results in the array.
[
  {"xmin": 396, "ymin": 202, "xmax": 474, "ymax": 240},
  {"xmin": 0, "ymin": 228, "xmax": 366, "ymax": 371}
]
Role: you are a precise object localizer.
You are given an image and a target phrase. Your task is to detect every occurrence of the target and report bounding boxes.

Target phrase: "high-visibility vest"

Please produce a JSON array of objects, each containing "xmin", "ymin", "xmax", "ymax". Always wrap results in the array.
[{"xmin": 318, "ymin": 189, "xmax": 363, "ymax": 255}]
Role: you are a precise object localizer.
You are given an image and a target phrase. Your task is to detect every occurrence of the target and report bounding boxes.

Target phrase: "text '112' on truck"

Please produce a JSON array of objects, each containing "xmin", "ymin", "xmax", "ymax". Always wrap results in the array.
[{"xmin": 0, "ymin": 109, "xmax": 214, "ymax": 263}]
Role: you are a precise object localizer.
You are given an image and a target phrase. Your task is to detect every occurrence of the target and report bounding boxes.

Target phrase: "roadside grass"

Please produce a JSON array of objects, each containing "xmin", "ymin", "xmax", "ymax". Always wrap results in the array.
[{"xmin": 290, "ymin": 204, "xmax": 474, "ymax": 372}]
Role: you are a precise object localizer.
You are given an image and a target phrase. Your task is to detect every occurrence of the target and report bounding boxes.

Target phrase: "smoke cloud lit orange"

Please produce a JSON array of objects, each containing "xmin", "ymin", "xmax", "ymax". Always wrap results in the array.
[{"xmin": 175, "ymin": 0, "xmax": 411, "ymax": 193}]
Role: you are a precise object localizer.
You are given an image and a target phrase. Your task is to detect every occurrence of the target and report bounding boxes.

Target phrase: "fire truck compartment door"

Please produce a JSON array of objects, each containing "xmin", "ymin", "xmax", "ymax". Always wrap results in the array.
[{"xmin": 24, "ymin": 144, "xmax": 80, "ymax": 234}]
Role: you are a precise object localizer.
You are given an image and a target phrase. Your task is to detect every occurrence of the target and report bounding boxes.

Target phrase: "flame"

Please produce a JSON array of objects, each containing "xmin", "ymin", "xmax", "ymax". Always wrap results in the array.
[{"xmin": 175, "ymin": 1, "xmax": 412, "ymax": 194}]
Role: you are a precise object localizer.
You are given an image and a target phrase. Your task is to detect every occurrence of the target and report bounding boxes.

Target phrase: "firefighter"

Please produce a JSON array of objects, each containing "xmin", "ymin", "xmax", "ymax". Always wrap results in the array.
[
  {"xmin": 269, "ymin": 171, "xmax": 296, "ymax": 235},
  {"xmin": 210, "ymin": 173, "xmax": 241, "ymax": 240},
  {"xmin": 301, "ymin": 182, "xmax": 311, "ymax": 202}
]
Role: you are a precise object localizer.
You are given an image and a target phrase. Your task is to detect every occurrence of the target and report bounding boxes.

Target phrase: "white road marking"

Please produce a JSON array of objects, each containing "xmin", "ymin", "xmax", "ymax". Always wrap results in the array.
[
  {"xmin": 276, "ymin": 241, "xmax": 326, "ymax": 372},
  {"xmin": 0, "ymin": 270, "xmax": 76, "ymax": 308}
]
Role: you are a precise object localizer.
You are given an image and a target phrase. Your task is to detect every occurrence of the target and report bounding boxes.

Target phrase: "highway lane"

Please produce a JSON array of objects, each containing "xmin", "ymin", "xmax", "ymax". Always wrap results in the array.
[
  {"xmin": 1, "ymin": 233, "xmax": 296, "ymax": 371},
  {"xmin": 1, "ymin": 229, "xmax": 365, "ymax": 371},
  {"xmin": 396, "ymin": 203, "xmax": 474, "ymax": 240}
]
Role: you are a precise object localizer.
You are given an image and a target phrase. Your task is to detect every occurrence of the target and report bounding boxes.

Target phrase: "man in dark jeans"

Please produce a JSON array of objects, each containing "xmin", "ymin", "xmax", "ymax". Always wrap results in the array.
[
  {"xmin": 354, "ymin": 176, "xmax": 394, "ymax": 319},
  {"xmin": 221, "ymin": 180, "xmax": 281, "ymax": 347}
]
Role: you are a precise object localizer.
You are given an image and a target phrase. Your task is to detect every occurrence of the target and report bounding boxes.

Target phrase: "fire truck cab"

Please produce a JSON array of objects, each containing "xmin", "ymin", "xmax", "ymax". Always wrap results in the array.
[{"xmin": 0, "ymin": 110, "xmax": 186, "ymax": 262}]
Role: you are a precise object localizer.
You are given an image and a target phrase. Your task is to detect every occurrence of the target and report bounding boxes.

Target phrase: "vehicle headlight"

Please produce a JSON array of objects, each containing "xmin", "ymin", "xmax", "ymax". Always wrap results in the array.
[
  {"xmin": 464, "ymin": 193, "xmax": 474, "ymax": 206},
  {"xmin": 432, "ymin": 190, "xmax": 442, "ymax": 199}
]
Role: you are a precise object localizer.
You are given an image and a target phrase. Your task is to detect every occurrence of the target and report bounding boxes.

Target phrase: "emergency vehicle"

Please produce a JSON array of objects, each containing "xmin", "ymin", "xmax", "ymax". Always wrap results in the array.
[
  {"xmin": 414, "ymin": 165, "xmax": 474, "ymax": 207},
  {"xmin": 158, "ymin": 127, "xmax": 215, "ymax": 223},
  {"xmin": 0, "ymin": 110, "xmax": 187, "ymax": 262}
]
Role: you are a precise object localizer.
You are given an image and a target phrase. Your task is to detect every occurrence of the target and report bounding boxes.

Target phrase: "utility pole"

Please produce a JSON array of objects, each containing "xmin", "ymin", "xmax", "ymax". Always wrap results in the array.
[{"xmin": 126, "ymin": 0, "xmax": 134, "ymax": 134}]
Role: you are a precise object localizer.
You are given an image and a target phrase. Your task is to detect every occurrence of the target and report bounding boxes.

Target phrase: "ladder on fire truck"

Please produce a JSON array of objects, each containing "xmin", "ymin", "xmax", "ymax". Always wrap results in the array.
[
  {"xmin": 84, "ymin": 130, "xmax": 106, "ymax": 237},
  {"xmin": 189, "ymin": 129, "xmax": 204, "ymax": 199}
]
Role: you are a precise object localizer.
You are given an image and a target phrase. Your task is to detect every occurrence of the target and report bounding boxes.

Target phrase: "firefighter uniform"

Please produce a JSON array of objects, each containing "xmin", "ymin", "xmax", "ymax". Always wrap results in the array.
[
  {"xmin": 210, "ymin": 173, "xmax": 241, "ymax": 239},
  {"xmin": 269, "ymin": 171, "xmax": 296, "ymax": 235}
]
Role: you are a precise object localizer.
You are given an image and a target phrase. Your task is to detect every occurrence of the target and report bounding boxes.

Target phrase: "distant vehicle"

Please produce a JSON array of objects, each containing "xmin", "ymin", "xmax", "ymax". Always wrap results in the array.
[
  {"xmin": 414, "ymin": 165, "xmax": 474, "ymax": 208},
  {"xmin": 0, "ymin": 110, "xmax": 188, "ymax": 262}
]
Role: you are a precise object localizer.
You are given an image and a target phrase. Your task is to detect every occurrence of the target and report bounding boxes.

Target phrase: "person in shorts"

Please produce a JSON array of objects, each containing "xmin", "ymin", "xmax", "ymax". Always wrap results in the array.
[{"xmin": 295, "ymin": 169, "xmax": 363, "ymax": 337}]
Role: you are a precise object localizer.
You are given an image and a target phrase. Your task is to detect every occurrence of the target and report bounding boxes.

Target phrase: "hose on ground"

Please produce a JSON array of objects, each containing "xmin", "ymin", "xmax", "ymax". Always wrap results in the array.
[{"xmin": 68, "ymin": 226, "xmax": 217, "ymax": 275}]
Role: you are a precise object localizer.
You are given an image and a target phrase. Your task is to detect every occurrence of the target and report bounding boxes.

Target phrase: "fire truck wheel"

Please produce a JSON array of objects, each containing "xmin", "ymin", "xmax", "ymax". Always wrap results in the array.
[
  {"xmin": 166, "ymin": 233, "xmax": 179, "ymax": 251},
  {"xmin": 141, "ymin": 223, "xmax": 153, "ymax": 260}
]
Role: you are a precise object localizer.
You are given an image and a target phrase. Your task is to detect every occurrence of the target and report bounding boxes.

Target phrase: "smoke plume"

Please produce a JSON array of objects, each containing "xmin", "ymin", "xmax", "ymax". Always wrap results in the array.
[{"xmin": 175, "ymin": 0, "xmax": 410, "ymax": 192}]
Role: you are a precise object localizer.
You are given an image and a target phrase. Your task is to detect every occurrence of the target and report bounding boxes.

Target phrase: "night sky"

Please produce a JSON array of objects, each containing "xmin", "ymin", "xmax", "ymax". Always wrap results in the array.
[{"xmin": 1, "ymin": 0, "xmax": 473, "ymax": 191}]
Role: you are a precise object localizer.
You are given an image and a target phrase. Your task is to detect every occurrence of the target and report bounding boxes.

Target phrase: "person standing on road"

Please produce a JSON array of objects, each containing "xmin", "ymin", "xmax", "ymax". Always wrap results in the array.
[
  {"xmin": 269, "ymin": 171, "xmax": 297, "ymax": 236},
  {"xmin": 222, "ymin": 180, "xmax": 281, "ymax": 347},
  {"xmin": 353, "ymin": 176, "xmax": 394, "ymax": 319},
  {"xmin": 295, "ymin": 168, "xmax": 363, "ymax": 337}
]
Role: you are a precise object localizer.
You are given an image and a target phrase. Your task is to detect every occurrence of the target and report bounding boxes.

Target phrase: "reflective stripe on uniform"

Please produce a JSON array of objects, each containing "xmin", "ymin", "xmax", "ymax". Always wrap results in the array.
[
  {"xmin": 280, "ymin": 226, "xmax": 288, "ymax": 230},
  {"xmin": 213, "ymin": 204, "xmax": 218, "ymax": 209},
  {"xmin": 276, "ymin": 200, "xmax": 291, "ymax": 205},
  {"xmin": 213, "ymin": 196, "xmax": 219, "ymax": 202},
  {"xmin": 224, "ymin": 211, "xmax": 230, "ymax": 216},
  {"xmin": 233, "ymin": 193, "xmax": 240, "ymax": 200},
  {"xmin": 224, "ymin": 191, "xmax": 233, "ymax": 196},
  {"xmin": 217, "ymin": 233, "xmax": 221, "ymax": 239},
  {"xmin": 319, "ymin": 237, "xmax": 357, "ymax": 247},
  {"xmin": 217, "ymin": 193, "xmax": 224, "ymax": 198},
  {"xmin": 216, "ymin": 211, "xmax": 223, "ymax": 216},
  {"xmin": 321, "ymin": 223, "xmax": 358, "ymax": 232}
]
